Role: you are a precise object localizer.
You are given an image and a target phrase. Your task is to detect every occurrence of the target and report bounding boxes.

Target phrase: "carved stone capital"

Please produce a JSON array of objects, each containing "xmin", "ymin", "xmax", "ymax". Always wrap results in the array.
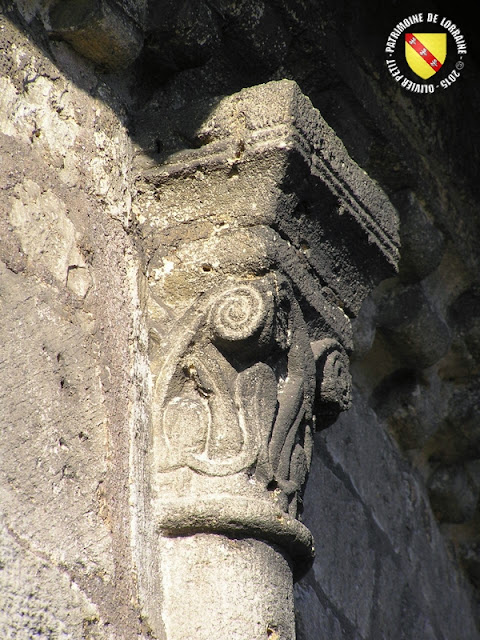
[{"xmin": 134, "ymin": 80, "xmax": 399, "ymax": 571}]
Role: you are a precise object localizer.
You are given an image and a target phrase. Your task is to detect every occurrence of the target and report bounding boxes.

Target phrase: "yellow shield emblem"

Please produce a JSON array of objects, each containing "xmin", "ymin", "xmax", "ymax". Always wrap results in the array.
[{"xmin": 405, "ymin": 33, "xmax": 447, "ymax": 79}]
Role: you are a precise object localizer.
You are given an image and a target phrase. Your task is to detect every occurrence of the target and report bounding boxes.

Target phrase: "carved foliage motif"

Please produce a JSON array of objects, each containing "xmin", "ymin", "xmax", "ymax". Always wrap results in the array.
[{"xmin": 153, "ymin": 274, "xmax": 352, "ymax": 517}]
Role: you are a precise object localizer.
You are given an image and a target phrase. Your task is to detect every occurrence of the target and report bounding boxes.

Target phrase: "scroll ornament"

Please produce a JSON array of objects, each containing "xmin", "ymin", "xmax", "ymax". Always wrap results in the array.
[{"xmin": 152, "ymin": 274, "xmax": 352, "ymax": 521}]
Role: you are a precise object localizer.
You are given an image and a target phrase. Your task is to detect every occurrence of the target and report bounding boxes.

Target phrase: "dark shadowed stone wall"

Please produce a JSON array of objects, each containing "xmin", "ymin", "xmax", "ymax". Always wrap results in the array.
[
  {"xmin": 1, "ymin": 0, "xmax": 479, "ymax": 638},
  {"xmin": 296, "ymin": 393, "xmax": 478, "ymax": 639}
]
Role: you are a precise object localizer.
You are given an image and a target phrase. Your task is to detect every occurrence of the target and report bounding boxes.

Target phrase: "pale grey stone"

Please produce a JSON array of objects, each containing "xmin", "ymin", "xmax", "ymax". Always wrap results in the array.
[
  {"xmin": 160, "ymin": 534, "xmax": 295, "ymax": 640},
  {"xmin": 0, "ymin": 516, "xmax": 103, "ymax": 639}
]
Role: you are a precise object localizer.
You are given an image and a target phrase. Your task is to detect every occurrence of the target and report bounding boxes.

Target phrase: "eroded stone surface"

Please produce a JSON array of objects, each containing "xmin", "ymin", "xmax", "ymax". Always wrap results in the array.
[
  {"xmin": 131, "ymin": 79, "xmax": 399, "ymax": 639},
  {"xmin": 0, "ymin": 516, "xmax": 102, "ymax": 640},
  {"xmin": 160, "ymin": 534, "xmax": 295, "ymax": 640},
  {"xmin": 0, "ymin": 12, "xmax": 152, "ymax": 638},
  {"xmin": 2, "ymin": 1, "xmax": 480, "ymax": 638},
  {"xmin": 48, "ymin": 0, "xmax": 144, "ymax": 70},
  {"xmin": 135, "ymin": 82, "xmax": 398, "ymax": 583}
]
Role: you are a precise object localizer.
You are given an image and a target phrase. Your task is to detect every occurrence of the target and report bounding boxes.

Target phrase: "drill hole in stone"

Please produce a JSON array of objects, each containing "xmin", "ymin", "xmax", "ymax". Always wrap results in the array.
[
  {"xmin": 228, "ymin": 165, "xmax": 239, "ymax": 178},
  {"xmin": 202, "ymin": 264, "xmax": 213, "ymax": 272}
]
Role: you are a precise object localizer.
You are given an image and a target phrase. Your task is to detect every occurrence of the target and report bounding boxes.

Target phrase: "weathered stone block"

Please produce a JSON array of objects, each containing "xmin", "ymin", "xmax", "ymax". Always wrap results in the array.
[
  {"xmin": 49, "ymin": 0, "xmax": 144, "ymax": 70},
  {"xmin": 314, "ymin": 388, "xmax": 480, "ymax": 640},
  {"xmin": 449, "ymin": 288, "xmax": 480, "ymax": 366},
  {"xmin": 402, "ymin": 515, "xmax": 478, "ymax": 640},
  {"xmin": 372, "ymin": 369, "xmax": 446, "ymax": 450},
  {"xmin": 377, "ymin": 282, "xmax": 452, "ymax": 368},
  {"xmin": 428, "ymin": 465, "xmax": 478, "ymax": 524},
  {"xmin": 370, "ymin": 554, "xmax": 406, "ymax": 640},
  {"xmin": 160, "ymin": 534, "xmax": 295, "ymax": 640},
  {"xmin": 0, "ymin": 17, "xmax": 147, "ymax": 634},
  {"xmin": 0, "ymin": 517, "xmax": 101, "ymax": 639},
  {"xmin": 144, "ymin": 0, "xmax": 221, "ymax": 74},
  {"xmin": 391, "ymin": 189, "xmax": 445, "ymax": 284},
  {"xmin": 0, "ymin": 263, "xmax": 113, "ymax": 580}
]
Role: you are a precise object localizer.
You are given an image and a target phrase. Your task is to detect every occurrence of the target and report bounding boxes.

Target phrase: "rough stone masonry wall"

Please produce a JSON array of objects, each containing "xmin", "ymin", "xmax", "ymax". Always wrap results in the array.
[
  {"xmin": 1, "ymin": 1, "xmax": 480, "ymax": 639},
  {"xmin": 0, "ymin": 7, "xmax": 155, "ymax": 638}
]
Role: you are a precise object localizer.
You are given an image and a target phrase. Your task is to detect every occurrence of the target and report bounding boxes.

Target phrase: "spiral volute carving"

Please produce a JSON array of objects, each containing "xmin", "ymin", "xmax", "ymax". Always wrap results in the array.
[
  {"xmin": 212, "ymin": 285, "xmax": 270, "ymax": 344},
  {"xmin": 320, "ymin": 348, "xmax": 352, "ymax": 412}
]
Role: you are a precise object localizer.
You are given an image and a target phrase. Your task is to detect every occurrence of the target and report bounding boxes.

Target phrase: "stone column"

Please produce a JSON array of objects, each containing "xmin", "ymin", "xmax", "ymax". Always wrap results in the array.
[{"xmin": 132, "ymin": 80, "xmax": 399, "ymax": 640}]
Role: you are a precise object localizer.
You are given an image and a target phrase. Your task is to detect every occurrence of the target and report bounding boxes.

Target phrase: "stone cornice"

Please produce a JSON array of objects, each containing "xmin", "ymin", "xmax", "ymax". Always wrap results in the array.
[{"xmin": 136, "ymin": 81, "xmax": 398, "ymax": 319}]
